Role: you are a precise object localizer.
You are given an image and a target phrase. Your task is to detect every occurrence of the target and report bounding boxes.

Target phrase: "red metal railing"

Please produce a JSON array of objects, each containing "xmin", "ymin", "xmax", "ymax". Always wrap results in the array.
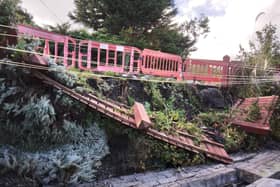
[
  {"xmin": 16, "ymin": 24, "xmax": 241, "ymax": 86},
  {"xmin": 17, "ymin": 24, "xmax": 76, "ymax": 68},
  {"xmin": 182, "ymin": 55, "xmax": 230, "ymax": 85},
  {"xmin": 141, "ymin": 49, "xmax": 183, "ymax": 80},
  {"xmin": 17, "ymin": 24, "xmax": 142, "ymax": 74}
]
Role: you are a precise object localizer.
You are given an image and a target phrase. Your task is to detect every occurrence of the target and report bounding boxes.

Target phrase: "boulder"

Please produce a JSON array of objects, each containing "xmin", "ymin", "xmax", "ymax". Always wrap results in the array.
[{"xmin": 200, "ymin": 88, "xmax": 225, "ymax": 108}]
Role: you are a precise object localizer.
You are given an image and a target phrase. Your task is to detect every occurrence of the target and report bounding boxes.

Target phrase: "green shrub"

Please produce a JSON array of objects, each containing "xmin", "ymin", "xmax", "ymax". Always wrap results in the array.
[
  {"xmin": 0, "ymin": 65, "xmax": 109, "ymax": 185},
  {"xmin": 270, "ymin": 101, "xmax": 280, "ymax": 141},
  {"xmin": 222, "ymin": 126, "xmax": 247, "ymax": 152},
  {"xmin": 148, "ymin": 139, "xmax": 205, "ymax": 167},
  {"xmin": 127, "ymin": 95, "xmax": 135, "ymax": 106},
  {"xmin": 195, "ymin": 111, "xmax": 229, "ymax": 127},
  {"xmin": 104, "ymin": 71, "xmax": 118, "ymax": 77},
  {"xmin": 144, "ymin": 83, "xmax": 165, "ymax": 110},
  {"xmin": 246, "ymin": 100, "xmax": 261, "ymax": 122}
]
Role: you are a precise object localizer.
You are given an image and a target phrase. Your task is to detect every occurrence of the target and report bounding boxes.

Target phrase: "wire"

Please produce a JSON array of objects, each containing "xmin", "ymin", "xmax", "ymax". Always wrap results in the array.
[
  {"xmin": 0, "ymin": 23, "xmax": 105, "ymax": 44},
  {"xmin": 38, "ymin": 0, "xmax": 64, "ymax": 23},
  {"xmin": 0, "ymin": 24, "xmax": 279, "ymax": 73},
  {"xmin": 0, "ymin": 45, "xmax": 279, "ymax": 85},
  {"xmin": 0, "ymin": 59, "xmax": 279, "ymax": 86},
  {"xmin": 0, "ymin": 45, "xmax": 279, "ymax": 80},
  {"xmin": 0, "ymin": 24, "xmax": 279, "ymax": 84},
  {"xmin": 0, "ymin": 24, "xmax": 16, "ymax": 30},
  {"xmin": 1, "ymin": 31, "xmax": 279, "ymax": 75}
]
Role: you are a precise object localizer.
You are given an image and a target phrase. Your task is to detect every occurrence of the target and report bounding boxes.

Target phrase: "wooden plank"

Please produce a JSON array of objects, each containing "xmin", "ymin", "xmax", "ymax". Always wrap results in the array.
[
  {"xmin": 133, "ymin": 102, "xmax": 152, "ymax": 129},
  {"xmin": 34, "ymin": 71, "xmax": 232, "ymax": 164},
  {"xmin": 230, "ymin": 96, "xmax": 278, "ymax": 135}
]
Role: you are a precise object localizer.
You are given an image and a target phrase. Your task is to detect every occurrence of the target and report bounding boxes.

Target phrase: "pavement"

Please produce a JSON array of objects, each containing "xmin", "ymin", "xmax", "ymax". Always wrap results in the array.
[{"xmin": 91, "ymin": 149, "xmax": 280, "ymax": 187}]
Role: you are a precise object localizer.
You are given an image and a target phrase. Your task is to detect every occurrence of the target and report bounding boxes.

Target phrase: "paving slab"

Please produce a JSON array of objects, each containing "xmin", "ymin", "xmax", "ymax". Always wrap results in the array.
[
  {"xmin": 246, "ymin": 178, "xmax": 280, "ymax": 187},
  {"xmin": 94, "ymin": 149, "xmax": 280, "ymax": 187},
  {"xmin": 234, "ymin": 150, "xmax": 280, "ymax": 183}
]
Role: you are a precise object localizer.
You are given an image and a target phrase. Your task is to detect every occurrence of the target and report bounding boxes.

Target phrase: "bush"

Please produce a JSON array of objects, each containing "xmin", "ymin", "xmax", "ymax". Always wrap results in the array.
[
  {"xmin": 144, "ymin": 83, "xmax": 165, "ymax": 110},
  {"xmin": 0, "ymin": 122, "xmax": 109, "ymax": 185},
  {"xmin": 47, "ymin": 58, "xmax": 78, "ymax": 88},
  {"xmin": 270, "ymin": 101, "xmax": 280, "ymax": 141},
  {"xmin": 195, "ymin": 111, "xmax": 229, "ymax": 127},
  {"xmin": 222, "ymin": 126, "xmax": 247, "ymax": 152},
  {"xmin": 246, "ymin": 100, "xmax": 261, "ymax": 122},
  {"xmin": 0, "ymin": 65, "xmax": 109, "ymax": 185}
]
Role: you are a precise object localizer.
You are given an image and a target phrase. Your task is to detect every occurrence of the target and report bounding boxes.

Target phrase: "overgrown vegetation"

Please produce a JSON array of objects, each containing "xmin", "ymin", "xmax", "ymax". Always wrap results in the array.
[
  {"xmin": 1, "ymin": 0, "xmax": 280, "ymax": 184},
  {"xmin": 234, "ymin": 24, "xmax": 280, "ymax": 98},
  {"xmin": 246, "ymin": 100, "xmax": 261, "ymax": 122},
  {"xmin": 0, "ymin": 60, "xmax": 109, "ymax": 185},
  {"xmin": 270, "ymin": 100, "xmax": 280, "ymax": 141},
  {"xmin": 193, "ymin": 110, "xmax": 266, "ymax": 153}
]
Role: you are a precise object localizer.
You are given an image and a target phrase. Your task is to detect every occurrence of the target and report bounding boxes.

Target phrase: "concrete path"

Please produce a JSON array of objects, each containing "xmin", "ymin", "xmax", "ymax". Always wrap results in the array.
[{"xmin": 92, "ymin": 149, "xmax": 280, "ymax": 187}]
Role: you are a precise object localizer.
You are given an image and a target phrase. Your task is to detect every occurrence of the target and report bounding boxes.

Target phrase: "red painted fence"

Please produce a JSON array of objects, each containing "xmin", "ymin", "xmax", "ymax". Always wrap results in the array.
[
  {"xmin": 16, "ymin": 24, "xmax": 241, "ymax": 86},
  {"xmin": 141, "ymin": 49, "xmax": 183, "ymax": 80},
  {"xmin": 183, "ymin": 55, "xmax": 230, "ymax": 85}
]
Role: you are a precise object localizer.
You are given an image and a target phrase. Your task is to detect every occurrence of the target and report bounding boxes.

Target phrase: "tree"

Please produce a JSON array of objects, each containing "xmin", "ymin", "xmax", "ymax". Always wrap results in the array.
[
  {"xmin": 119, "ymin": 16, "xmax": 209, "ymax": 56},
  {"xmin": 235, "ymin": 24, "xmax": 280, "ymax": 97},
  {"xmin": 69, "ymin": 0, "xmax": 209, "ymax": 56},
  {"xmin": 46, "ymin": 22, "xmax": 71, "ymax": 35},
  {"xmin": 69, "ymin": 0, "xmax": 176, "ymax": 35},
  {"xmin": 239, "ymin": 24, "xmax": 280, "ymax": 71},
  {"xmin": 150, "ymin": 16, "xmax": 209, "ymax": 57},
  {"xmin": 0, "ymin": 0, "xmax": 33, "ymax": 26},
  {"xmin": 0, "ymin": 0, "xmax": 33, "ymax": 55}
]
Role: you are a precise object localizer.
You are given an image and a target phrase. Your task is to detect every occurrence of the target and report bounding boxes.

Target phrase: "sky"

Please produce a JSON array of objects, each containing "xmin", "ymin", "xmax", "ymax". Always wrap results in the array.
[{"xmin": 20, "ymin": 0, "xmax": 280, "ymax": 60}]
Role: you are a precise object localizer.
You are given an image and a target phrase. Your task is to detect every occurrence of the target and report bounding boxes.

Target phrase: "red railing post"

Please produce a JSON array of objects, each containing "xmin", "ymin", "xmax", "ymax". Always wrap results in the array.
[
  {"xmin": 54, "ymin": 42, "xmax": 58, "ymax": 62},
  {"xmin": 87, "ymin": 41, "xmax": 91, "ymax": 69},
  {"xmin": 63, "ymin": 38, "xmax": 69, "ymax": 67},
  {"xmin": 222, "ymin": 55, "xmax": 230, "ymax": 86},
  {"xmin": 43, "ymin": 40, "xmax": 50, "ymax": 56},
  {"xmin": 130, "ymin": 48, "xmax": 134, "ymax": 73}
]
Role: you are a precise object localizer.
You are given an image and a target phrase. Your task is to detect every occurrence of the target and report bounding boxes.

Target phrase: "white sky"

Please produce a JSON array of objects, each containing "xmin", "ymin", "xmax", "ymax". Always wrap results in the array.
[{"xmin": 21, "ymin": 0, "xmax": 280, "ymax": 60}]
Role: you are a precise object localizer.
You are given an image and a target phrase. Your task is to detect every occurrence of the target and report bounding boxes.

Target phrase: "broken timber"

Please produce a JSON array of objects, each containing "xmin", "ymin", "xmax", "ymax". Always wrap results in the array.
[
  {"xmin": 231, "ymin": 95, "xmax": 279, "ymax": 135},
  {"xmin": 32, "ymin": 70, "xmax": 232, "ymax": 164}
]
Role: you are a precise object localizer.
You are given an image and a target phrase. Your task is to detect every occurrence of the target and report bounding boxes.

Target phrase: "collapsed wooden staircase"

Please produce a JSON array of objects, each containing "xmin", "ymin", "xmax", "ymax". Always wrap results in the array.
[{"xmin": 33, "ymin": 71, "xmax": 232, "ymax": 164}]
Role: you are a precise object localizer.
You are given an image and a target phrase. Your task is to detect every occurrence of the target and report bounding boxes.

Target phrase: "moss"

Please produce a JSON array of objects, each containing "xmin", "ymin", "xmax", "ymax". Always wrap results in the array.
[{"xmin": 104, "ymin": 71, "xmax": 119, "ymax": 77}]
